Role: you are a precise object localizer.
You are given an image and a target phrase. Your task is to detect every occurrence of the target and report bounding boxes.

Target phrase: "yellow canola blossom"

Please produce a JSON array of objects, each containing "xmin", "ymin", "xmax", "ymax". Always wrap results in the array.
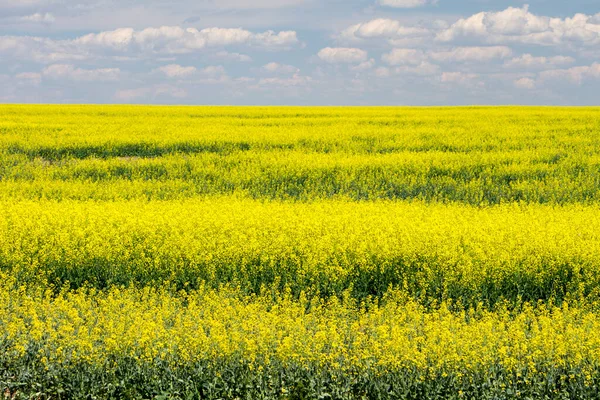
[
  {"xmin": 2, "ymin": 106, "xmax": 600, "ymax": 397},
  {"xmin": 1, "ymin": 199, "xmax": 600, "ymax": 305},
  {"xmin": 3, "ymin": 282, "xmax": 600, "ymax": 380},
  {"xmin": 0, "ymin": 105, "xmax": 600, "ymax": 203}
]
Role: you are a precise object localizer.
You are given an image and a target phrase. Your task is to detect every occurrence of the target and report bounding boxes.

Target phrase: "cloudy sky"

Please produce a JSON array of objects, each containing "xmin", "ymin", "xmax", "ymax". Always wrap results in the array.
[{"xmin": 1, "ymin": 0, "xmax": 599, "ymax": 105}]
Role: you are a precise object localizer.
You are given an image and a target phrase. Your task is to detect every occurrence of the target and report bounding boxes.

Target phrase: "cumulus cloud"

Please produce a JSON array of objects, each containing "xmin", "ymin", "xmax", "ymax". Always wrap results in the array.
[
  {"xmin": 374, "ymin": 67, "xmax": 391, "ymax": 78},
  {"xmin": 394, "ymin": 62, "xmax": 440, "ymax": 76},
  {"xmin": 0, "ymin": 26, "xmax": 300, "ymax": 63},
  {"xmin": 246, "ymin": 73, "xmax": 313, "ymax": 97},
  {"xmin": 42, "ymin": 64, "xmax": 120, "ymax": 81},
  {"xmin": 0, "ymin": 36, "xmax": 88, "ymax": 63},
  {"xmin": 514, "ymin": 77, "xmax": 535, "ymax": 89},
  {"xmin": 504, "ymin": 54, "xmax": 575, "ymax": 69},
  {"xmin": 199, "ymin": 66, "xmax": 227, "ymax": 77},
  {"xmin": 379, "ymin": 0, "xmax": 435, "ymax": 8},
  {"xmin": 429, "ymin": 46, "xmax": 512, "ymax": 62},
  {"xmin": 74, "ymin": 28, "xmax": 137, "ymax": 51},
  {"xmin": 19, "ymin": 12, "xmax": 55, "ymax": 23},
  {"xmin": 75, "ymin": 26, "xmax": 300, "ymax": 53},
  {"xmin": 155, "ymin": 64, "xmax": 227, "ymax": 82},
  {"xmin": 382, "ymin": 48, "xmax": 426, "ymax": 65},
  {"xmin": 115, "ymin": 84, "xmax": 187, "ymax": 101},
  {"xmin": 318, "ymin": 47, "xmax": 368, "ymax": 64},
  {"xmin": 0, "ymin": 0, "xmax": 56, "ymax": 7},
  {"xmin": 376, "ymin": 54, "xmax": 439, "ymax": 75},
  {"xmin": 538, "ymin": 63, "xmax": 600, "ymax": 85},
  {"xmin": 256, "ymin": 74, "xmax": 312, "ymax": 87},
  {"xmin": 261, "ymin": 62, "xmax": 299, "ymax": 74},
  {"xmin": 437, "ymin": 5, "xmax": 600, "ymax": 47},
  {"xmin": 2, "ymin": 2, "xmax": 600, "ymax": 105},
  {"xmin": 350, "ymin": 58, "xmax": 376, "ymax": 71},
  {"xmin": 378, "ymin": 0, "xmax": 435, "ymax": 8},
  {"xmin": 441, "ymin": 72, "xmax": 482, "ymax": 86},
  {"xmin": 214, "ymin": 51, "xmax": 252, "ymax": 62},
  {"xmin": 382, "ymin": 46, "xmax": 510, "ymax": 69},
  {"xmin": 155, "ymin": 64, "xmax": 197, "ymax": 78},
  {"xmin": 340, "ymin": 19, "xmax": 430, "ymax": 43}
]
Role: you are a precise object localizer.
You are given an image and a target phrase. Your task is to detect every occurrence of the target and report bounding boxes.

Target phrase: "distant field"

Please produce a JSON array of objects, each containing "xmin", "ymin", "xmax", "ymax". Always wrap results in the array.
[
  {"xmin": 2, "ymin": 105, "xmax": 600, "ymax": 203},
  {"xmin": 3, "ymin": 106, "xmax": 600, "ymax": 399}
]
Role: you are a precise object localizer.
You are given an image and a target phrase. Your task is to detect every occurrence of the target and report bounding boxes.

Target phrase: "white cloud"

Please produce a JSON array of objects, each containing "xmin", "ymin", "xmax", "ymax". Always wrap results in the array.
[
  {"xmin": 214, "ymin": 51, "xmax": 252, "ymax": 62},
  {"xmin": 0, "ymin": 36, "xmax": 87, "ymax": 63},
  {"xmin": 538, "ymin": 63, "xmax": 600, "ymax": 85},
  {"xmin": 155, "ymin": 64, "xmax": 227, "ymax": 80},
  {"xmin": 254, "ymin": 73, "xmax": 312, "ymax": 88},
  {"xmin": 514, "ymin": 77, "xmax": 535, "ymax": 89},
  {"xmin": 396, "ymin": 61, "xmax": 439, "ymax": 75},
  {"xmin": 156, "ymin": 64, "xmax": 197, "ymax": 78},
  {"xmin": 251, "ymin": 30, "xmax": 300, "ymax": 48},
  {"xmin": 382, "ymin": 46, "xmax": 510, "ymax": 68},
  {"xmin": 2, "ymin": 2, "xmax": 600, "ymax": 105},
  {"xmin": 437, "ymin": 5, "xmax": 600, "ymax": 47},
  {"xmin": 74, "ymin": 28, "xmax": 137, "ymax": 50},
  {"xmin": 76, "ymin": 26, "xmax": 298, "ymax": 52},
  {"xmin": 42, "ymin": 64, "xmax": 120, "ymax": 81},
  {"xmin": 378, "ymin": 0, "xmax": 435, "ymax": 8},
  {"xmin": 19, "ymin": 12, "xmax": 55, "ymax": 23},
  {"xmin": 441, "ymin": 72, "xmax": 482, "ymax": 85},
  {"xmin": 382, "ymin": 48, "xmax": 426, "ymax": 65},
  {"xmin": 0, "ymin": 0, "xmax": 56, "ymax": 7},
  {"xmin": 429, "ymin": 46, "xmax": 512, "ymax": 62},
  {"xmin": 504, "ymin": 54, "xmax": 575, "ymax": 69},
  {"xmin": 340, "ymin": 19, "xmax": 430, "ymax": 43},
  {"xmin": 261, "ymin": 62, "xmax": 299, "ymax": 74},
  {"xmin": 115, "ymin": 84, "xmax": 187, "ymax": 101},
  {"xmin": 194, "ymin": 27, "xmax": 254, "ymax": 46},
  {"xmin": 212, "ymin": 0, "xmax": 309, "ymax": 9},
  {"xmin": 200, "ymin": 65, "xmax": 227, "ymax": 77},
  {"xmin": 375, "ymin": 57, "xmax": 439, "ymax": 76},
  {"xmin": 374, "ymin": 67, "xmax": 391, "ymax": 78},
  {"xmin": 0, "ymin": 26, "xmax": 300, "ymax": 64},
  {"xmin": 318, "ymin": 47, "xmax": 367, "ymax": 63},
  {"xmin": 350, "ymin": 58, "xmax": 375, "ymax": 71}
]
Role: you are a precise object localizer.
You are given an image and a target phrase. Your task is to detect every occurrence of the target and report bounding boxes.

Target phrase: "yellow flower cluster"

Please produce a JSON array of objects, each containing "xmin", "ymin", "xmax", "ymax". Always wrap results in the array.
[
  {"xmin": 3, "ymin": 280, "xmax": 600, "ymax": 380},
  {"xmin": 1, "ymin": 199, "xmax": 599, "ymax": 304},
  {"xmin": 0, "ymin": 105, "xmax": 600, "ymax": 203},
  {"xmin": 2, "ymin": 105, "xmax": 600, "ymax": 398}
]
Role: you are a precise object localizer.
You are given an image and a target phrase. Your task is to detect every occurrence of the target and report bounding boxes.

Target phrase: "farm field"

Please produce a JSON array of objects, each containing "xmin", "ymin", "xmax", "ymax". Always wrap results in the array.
[{"xmin": 3, "ymin": 105, "xmax": 600, "ymax": 399}]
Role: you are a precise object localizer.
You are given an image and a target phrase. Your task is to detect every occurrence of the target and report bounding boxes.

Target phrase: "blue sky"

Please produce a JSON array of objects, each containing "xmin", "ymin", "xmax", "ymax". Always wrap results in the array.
[{"xmin": 0, "ymin": 0, "xmax": 599, "ymax": 105}]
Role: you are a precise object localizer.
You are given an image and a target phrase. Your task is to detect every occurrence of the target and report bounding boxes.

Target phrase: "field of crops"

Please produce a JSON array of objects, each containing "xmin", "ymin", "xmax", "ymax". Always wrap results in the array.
[{"xmin": 3, "ymin": 105, "xmax": 600, "ymax": 399}]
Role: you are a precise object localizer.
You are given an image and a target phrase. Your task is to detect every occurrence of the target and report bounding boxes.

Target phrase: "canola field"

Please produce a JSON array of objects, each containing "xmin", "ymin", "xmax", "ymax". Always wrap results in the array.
[{"xmin": 2, "ymin": 105, "xmax": 600, "ymax": 399}]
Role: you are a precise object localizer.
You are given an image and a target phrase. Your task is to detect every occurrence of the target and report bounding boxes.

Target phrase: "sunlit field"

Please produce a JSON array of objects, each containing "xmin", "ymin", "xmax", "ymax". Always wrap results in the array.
[{"xmin": 3, "ymin": 105, "xmax": 600, "ymax": 399}]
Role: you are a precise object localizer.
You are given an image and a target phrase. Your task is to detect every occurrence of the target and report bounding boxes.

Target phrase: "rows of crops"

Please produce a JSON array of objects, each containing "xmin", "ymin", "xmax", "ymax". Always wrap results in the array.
[
  {"xmin": 2, "ymin": 106, "xmax": 600, "ymax": 203},
  {"xmin": 3, "ymin": 200, "xmax": 600, "ymax": 306},
  {"xmin": 2, "ymin": 105, "xmax": 600, "ymax": 399}
]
